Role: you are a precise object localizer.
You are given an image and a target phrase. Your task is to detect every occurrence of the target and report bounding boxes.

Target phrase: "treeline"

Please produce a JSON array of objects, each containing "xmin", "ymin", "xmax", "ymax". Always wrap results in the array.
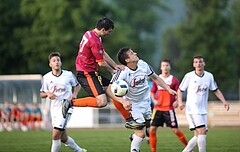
[{"xmin": 0, "ymin": 0, "xmax": 239, "ymax": 99}]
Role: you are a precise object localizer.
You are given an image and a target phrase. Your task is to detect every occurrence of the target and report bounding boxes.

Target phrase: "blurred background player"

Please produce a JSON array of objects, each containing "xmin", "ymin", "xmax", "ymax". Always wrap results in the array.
[
  {"xmin": 0, "ymin": 101, "xmax": 12, "ymax": 131},
  {"xmin": 30, "ymin": 103, "xmax": 42, "ymax": 130},
  {"xmin": 40, "ymin": 52, "xmax": 86, "ymax": 152},
  {"xmin": 62, "ymin": 17, "xmax": 138, "ymax": 129},
  {"xmin": 10, "ymin": 103, "xmax": 22, "ymax": 130},
  {"xmin": 20, "ymin": 103, "xmax": 31, "ymax": 131},
  {"xmin": 177, "ymin": 55, "xmax": 230, "ymax": 152},
  {"xmin": 149, "ymin": 59, "xmax": 188, "ymax": 152},
  {"xmin": 107, "ymin": 47, "xmax": 177, "ymax": 152}
]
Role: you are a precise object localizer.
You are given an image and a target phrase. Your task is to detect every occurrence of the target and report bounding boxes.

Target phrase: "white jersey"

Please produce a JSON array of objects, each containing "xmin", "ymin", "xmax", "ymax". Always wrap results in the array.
[
  {"xmin": 111, "ymin": 60, "xmax": 154, "ymax": 104},
  {"xmin": 111, "ymin": 60, "xmax": 153, "ymax": 123},
  {"xmin": 40, "ymin": 70, "xmax": 79, "ymax": 128},
  {"xmin": 179, "ymin": 71, "xmax": 218, "ymax": 114}
]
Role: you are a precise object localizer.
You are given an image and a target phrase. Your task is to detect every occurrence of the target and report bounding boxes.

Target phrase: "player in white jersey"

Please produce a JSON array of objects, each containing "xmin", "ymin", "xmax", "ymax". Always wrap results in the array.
[
  {"xmin": 177, "ymin": 55, "xmax": 230, "ymax": 152},
  {"xmin": 40, "ymin": 52, "xmax": 87, "ymax": 152},
  {"xmin": 107, "ymin": 47, "xmax": 176, "ymax": 152}
]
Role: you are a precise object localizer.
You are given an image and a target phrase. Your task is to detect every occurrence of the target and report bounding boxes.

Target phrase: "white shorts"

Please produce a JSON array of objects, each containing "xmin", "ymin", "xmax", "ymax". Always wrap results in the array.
[
  {"xmin": 131, "ymin": 100, "xmax": 152, "ymax": 123},
  {"xmin": 186, "ymin": 113, "xmax": 208, "ymax": 131},
  {"xmin": 51, "ymin": 108, "xmax": 73, "ymax": 130}
]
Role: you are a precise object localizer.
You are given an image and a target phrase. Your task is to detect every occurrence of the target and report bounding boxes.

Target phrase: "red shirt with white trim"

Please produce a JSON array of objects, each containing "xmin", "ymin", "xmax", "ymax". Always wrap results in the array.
[{"xmin": 75, "ymin": 30, "xmax": 105, "ymax": 72}]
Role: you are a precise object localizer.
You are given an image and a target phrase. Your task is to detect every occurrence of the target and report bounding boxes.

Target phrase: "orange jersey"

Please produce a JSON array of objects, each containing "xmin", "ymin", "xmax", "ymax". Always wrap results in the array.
[{"xmin": 151, "ymin": 75, "xmax": 179, "ymax": 111}]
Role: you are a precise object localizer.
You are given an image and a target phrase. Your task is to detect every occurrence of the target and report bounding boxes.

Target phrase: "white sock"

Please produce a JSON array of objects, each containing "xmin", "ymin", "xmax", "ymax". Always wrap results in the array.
[
  {"xmin": 198, "ymin": 135, "xmax": 206, "ymax": 152},
  {"xmin": 182, "ymin": 136, "xmax": 197, "ymax": 152},
  {"xmin": 131, "ymin": 134, "xmax": 143, "ymax": 152},
  {"xmin": 65, "ymin": 136, "xmax": 82, "ymax": 152},
  {"xmin": 51, "ymin": 139, "xmax": 61, "ymax": 152}
]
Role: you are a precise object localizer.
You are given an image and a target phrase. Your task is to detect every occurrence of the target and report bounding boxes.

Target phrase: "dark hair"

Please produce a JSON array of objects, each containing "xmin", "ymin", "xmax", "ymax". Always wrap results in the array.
[
  {"xmin": 96, "ymin": 17, "xmax": 114, "ymax": 30},
  {"xmin": 193, "ymin": 55, "xmax": 205, "ymax": 61},
  {"xmin": 161, "ymin": 58, "xmax": 171, "ymax": 65},
  {"xmin": 48, "ymin": 52, "xmax": 61, "ymax": 61},
  {"xmin": 117, "ymin": 47, "xmax": 130, "ymax": 65}
]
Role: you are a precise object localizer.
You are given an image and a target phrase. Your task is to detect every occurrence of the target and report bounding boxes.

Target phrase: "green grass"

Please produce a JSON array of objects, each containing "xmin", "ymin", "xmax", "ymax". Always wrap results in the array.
[{"xmin": 0, "ymin": 127, "xmax": 239, "ymax": 152}]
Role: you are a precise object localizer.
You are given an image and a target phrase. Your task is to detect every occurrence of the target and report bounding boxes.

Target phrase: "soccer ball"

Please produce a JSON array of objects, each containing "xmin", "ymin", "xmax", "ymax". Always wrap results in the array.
[{"xmin": 111, "ymin": 80, "xmax": 128, "ymax": 97}]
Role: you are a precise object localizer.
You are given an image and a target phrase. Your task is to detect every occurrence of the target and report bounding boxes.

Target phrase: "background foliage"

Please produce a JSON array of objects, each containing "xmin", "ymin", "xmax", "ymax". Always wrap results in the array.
[{"xmin": 0, "ymin": 0, "xmax": 239, "ymax": 99}]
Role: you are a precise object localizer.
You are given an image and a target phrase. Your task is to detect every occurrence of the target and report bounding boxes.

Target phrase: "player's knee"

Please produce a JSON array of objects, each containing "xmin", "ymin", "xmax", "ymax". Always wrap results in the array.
[{"xmin": 96, "ymin": 95, "xmax": 108, "ymax": 107}]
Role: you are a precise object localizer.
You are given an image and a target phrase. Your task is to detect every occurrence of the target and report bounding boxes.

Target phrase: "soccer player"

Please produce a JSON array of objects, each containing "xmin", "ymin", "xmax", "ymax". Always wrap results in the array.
[
  {"xmin": 177, "ymin": 55, "xmax": 230, "ymax": 152},
  {"xmin": 1, "ymin": 101, "xmax": 12, "ymax": 131},
  {"xmin": 107, "ymin": 47, "xmax": 177, "ymax": 152},
  {"xmin": 10, "ymin": 103, "xmax": 22, "ymax": 130},
  {"xmin": 30, "ymin": 103, "xmax": 42, "ymax": 130},
  {"xmin": 62, "ymin": 17, "xmax": 140, "ymax": 129},
  {"xmin": 40, "ymin": 52, "xmax": 87, "ymax": 152},
  {"xmin": 149, "ymin": 59, "xmax": 188, "ymax": 152},
  {"xmin": 20, "ymin": 103, "xmax": 31, "ymax": 131}
]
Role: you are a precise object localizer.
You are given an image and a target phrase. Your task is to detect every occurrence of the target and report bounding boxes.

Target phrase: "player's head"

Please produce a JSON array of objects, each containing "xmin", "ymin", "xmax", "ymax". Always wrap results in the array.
[
  {"xmin": 48, "ymin": 52, "xmax": 62, "ymax": 70},
  {"xmin": 117, "ymin": 47, "xmax": 139, "ymax": 65},
  {"xmin": 96, "ymin": 17, "xmax": 114, "ymax": 36},
  {"xmin": 193, "ymin": 55, "xmax": 205, "ymax": 70},
  {"xmin": 160, "ymin": 59, "xmax": 171, "ymax": 74}
]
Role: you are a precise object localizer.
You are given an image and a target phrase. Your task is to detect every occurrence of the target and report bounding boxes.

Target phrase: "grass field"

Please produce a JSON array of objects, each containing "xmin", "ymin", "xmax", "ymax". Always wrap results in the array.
[{"xmin": 0, "ymin": 127, "xmax": 239, "ymax": 152}]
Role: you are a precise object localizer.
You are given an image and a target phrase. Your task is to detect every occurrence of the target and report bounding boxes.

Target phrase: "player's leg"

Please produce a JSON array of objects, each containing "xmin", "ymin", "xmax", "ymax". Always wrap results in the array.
[
  {"xmin": 166, "ymin": 110, "xmax": 188, "ymax": 147},
  {"xmin": 62, "ymin": 72, "xmax": 107, "ymax": 118},
  {"xmin": 195, "ymin": 114, "xmax": 207, "ymax": 152},
  {"xmin": 61, "ymin": 130, "xmax": 87, "ymax": 152},
  {"xmin": 183, "ymin": 114, "xmax": 207, "ymax": 152},
  {"xmin": 131, "ymin": 129, "xmax": 145, "ymax": 152},
  {"xmin": 172, "ymin": 128, "xmax": 188, "ymax": 147},
  {"xmin": 73, "ymin": 72, "xmax": 108, "ymax": 107},
  {"xmin": 144, "ymin": 119, "xmax": 151, "ymax": 144},
  {"xmin": 149, "ymin": 110, "xmax": 163, "ymax": 152},
  {"xmin": 51, "ymin": 128, "xmax": 63, "ymax": 152}
]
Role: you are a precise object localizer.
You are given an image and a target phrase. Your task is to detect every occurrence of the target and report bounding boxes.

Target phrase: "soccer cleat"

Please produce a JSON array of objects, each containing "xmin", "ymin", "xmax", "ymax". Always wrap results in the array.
[
  {"xmin": 129, "ymin": 134, "xmax": 133, "ymax": 142},
  {"xmin": 125, "ymin": 117, "xmax": 145, "ymax": 130},
  {"xmin": 62, "ymin": 99, "xmax": 73, "ymax": 118}
]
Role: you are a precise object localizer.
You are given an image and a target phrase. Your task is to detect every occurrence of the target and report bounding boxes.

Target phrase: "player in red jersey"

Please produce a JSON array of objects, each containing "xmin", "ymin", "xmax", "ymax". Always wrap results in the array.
[
  {"xmin": 62, "ymin": 17, "xmax": 139, "ymax": 129},
  {"xmin": 149, "ymin": 59, "xmax": 188, "ymax": 152}
]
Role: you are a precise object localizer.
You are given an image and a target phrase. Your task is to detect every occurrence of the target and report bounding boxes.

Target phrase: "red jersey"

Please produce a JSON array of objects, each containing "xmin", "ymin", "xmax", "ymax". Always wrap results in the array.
[
  {"xmin": 151, "ymin": 75, "xmax": 179, "ymax": 111},
  {"xmin": 75, "ymin": 30, "xmax": 105, "ymax": 72}
]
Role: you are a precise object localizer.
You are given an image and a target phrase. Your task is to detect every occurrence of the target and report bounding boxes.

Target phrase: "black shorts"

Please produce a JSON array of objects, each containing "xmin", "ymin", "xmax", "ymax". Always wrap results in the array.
[
  {"xmin": 151, "ymin": 109, "xmax": 178, "ymax": 128},
  {"xmin": 77, "ymin": 71, "xmax": 110, "ymax": 97}
]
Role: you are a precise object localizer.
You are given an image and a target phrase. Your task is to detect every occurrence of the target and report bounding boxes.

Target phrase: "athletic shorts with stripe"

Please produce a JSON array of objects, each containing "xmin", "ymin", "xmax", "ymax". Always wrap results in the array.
[
  {"xmin": 76, "ymin": 71, "xmax": 110, "ymax": 97},
  {"xmin": 151, "ymin": 110, "xmax": 179, "ymax": 128}
]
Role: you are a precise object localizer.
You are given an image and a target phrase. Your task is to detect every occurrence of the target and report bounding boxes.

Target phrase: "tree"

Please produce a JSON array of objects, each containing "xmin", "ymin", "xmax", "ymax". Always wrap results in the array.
[{"xmin": 162, "ymin": 0, "xmax": 239, "ymax": 99}]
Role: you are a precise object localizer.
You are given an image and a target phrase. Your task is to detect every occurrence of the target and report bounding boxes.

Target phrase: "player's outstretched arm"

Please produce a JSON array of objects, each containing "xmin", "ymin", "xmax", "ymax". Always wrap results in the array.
[
  {"xmin": 103, "ymin": 51, "xmax": 125, "ymax": 70},
  {"xmin": 213, "ymin": 89, "xmax": 230, "ymax": 111},
  {"xmin": 150, "ymin": 73, "xmax": 177, "ymax": 95}
]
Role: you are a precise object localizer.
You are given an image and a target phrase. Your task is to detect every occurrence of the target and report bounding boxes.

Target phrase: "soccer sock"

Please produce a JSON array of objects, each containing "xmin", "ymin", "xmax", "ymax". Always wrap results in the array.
[
  {"xmin": 72, "ymin": 97, "xmax": 98, "ymax": 107},
  {"xmin": 197, "ymin": 135, "xmax": 206, "ymax": 152},
  {"xmin": 175, "ymin": 130, "xmax": 188, "ymax": 147},
  {"xmin": 64, "ymin": 136, "xmax": 82, "ymax": 151},
  {"xmin": 51, "ymin": 139, "xmax": 61, "ymax": 152},
  {"xmin": 182, "ymin": 136, "xmax": 197, "ymax": 152},
  {"xmin": 149, "ymin": 131, "xmax": 157, "ymax": 152},
  {"xmin": 111, "ymin": 99, "xmax": 131, "ymax": 120},
  {"xmin": 131, "ymin": 134, "xmax": 143, "ymax": 152}
]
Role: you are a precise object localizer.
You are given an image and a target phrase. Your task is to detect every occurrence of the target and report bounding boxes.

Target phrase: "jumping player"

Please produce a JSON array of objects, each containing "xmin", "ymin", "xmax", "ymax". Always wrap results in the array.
[{"xmin": 62, "ymin": 17, "xmax": 141, "ymax": 129}]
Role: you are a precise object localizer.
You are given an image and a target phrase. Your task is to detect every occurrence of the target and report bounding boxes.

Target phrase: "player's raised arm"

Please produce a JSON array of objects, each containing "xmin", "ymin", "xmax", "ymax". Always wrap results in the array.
[
  {"xmin": 103, "ymin": 51, "xmax": 125, "ymax": 70},
  {"xmin": 149, "ymin": 73, "xmax": 177, "ymax": 95}
]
